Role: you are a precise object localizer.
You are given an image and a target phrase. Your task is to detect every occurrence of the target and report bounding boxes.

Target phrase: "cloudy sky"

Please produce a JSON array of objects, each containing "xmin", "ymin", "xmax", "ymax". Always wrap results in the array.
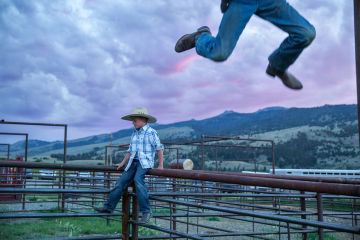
[{"xmin": 0, "ymin": 0, "xmax": 356, "ymax": 143}]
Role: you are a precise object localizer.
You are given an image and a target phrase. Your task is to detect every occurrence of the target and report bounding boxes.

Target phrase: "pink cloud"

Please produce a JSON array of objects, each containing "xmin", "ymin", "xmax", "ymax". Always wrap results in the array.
[{"xmin": 175, "ymin": 55, "xmax": 198, "ymax": 72}]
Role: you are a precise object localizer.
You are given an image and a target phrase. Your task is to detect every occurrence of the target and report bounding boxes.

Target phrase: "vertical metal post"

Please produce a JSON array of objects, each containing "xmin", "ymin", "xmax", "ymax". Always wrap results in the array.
[
  {"xmin": 271, "ymin": 141, "xmax": 275, "ymax": 174},
  {"xmin": 122, "ymin": 187, "xmax": 130, "ymax": 240},
  {"xmin": 174, "ymin": 149, "xmax": 178, "ymax": 230},
  {"xmin": 107, "ymin": 171, "xmax": 110, "ymax": 227},
  {"xmin": 278, "ymin": 197, "xmax": 281, "ymax": 240},
  {"xmin": 316, "ymin": 193, "xmax": 324, "ymax": 240},
  {"xmin": 201, "ymin": 136, "xmax": 204, "ymax": 170},
  {"xmin": 58, "ymin": 167, "xmax": 61, "ymax": 210},
  {"xmin": 110, "ymin": 134, "xmax": 113, "ymax": 166},
  {"xmin": 352, "ymin": 199, "xmax": 355, "ymax": 240},
  {"xmin": 215, "ymin": 146, "xmax": 218, "ymax": 171},
  {"xmin": 354, "ymin": 0, "xmax": 360, "ymax": 146},
  {"xmin": 92, "ymin": 172, "xmax": 95, "ymax": 207},
  {"xmin": 355, "ymin": 199, "xmax": 358, "ymax": 226},
  {"xmin": 62, "ymin": 125, "xmax": 67, "ymax": 213},
  {"xmin": 287, "ymin": 222, "xmax": 291, "ymax": 240},
  {"xmin": 176, "ymin": 148, "xmax": 179, "ymax": 169},
  {"xmin": 105, "ymin": 147, "xmax": 108, "ymax": 166},
  {"xmin": 252, "ymin": 194, "xmax": 255, "ymax": 236},
  {"xmin": 131, "ymin": 182, "xmax": 139, "ymax": 240},
  {"xmin": 25, "ymin": 134, "xmax": 28, "ymax": 162},
  {"xmin": 215, "ymin": 145, "xmax": 219, "ymax": 205},
  {"xmin": 170, "ymin": 202, "xmax": 173, "ymax": 240},
  {"xmin": 172, "ymin": 177, "xmax": 177, "ymax": 231},
  {"xmin": 186, "ymin": 196, "xmax": 189, "ymax": 237},
  {"xmin": 300, "ymin": 191, "xmax": 307, "ymax": 240},
  {"xmin": 22, "ymin": 138, "xmax": 27, "ymax": 210},
  {"xmin": 201, "ymin": 135, "xmax": 205, "ymax": 210},
  {"xmin": 271, "ymin": 141, "xmax": 276, "ymax": 208}
]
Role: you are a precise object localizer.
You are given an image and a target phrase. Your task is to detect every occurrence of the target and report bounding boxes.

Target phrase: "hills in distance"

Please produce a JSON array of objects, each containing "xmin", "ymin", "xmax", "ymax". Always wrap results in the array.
[{"xmin": 1, "ymin": 104, "xmax": 359, "ymax": 171}]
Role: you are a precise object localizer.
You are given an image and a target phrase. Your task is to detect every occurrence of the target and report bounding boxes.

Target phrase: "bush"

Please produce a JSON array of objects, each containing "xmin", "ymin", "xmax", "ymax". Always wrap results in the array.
[
  {"xmin": 28, "ymin": 196, "xmax": 38, "ymax": 201},
  {"xmin": 34, "ymin": 159, "xmax": 43, "ymax": 162},
  {"xmin": 97, "ymin": 163, "xmax": 104, "ymax": 165}
]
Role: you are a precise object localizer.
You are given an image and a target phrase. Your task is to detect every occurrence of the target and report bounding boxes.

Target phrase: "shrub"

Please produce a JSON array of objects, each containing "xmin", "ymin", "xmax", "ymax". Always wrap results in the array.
[{"xmin": 207, "ymin": 217, "xmax": 220, "ymax": 221}]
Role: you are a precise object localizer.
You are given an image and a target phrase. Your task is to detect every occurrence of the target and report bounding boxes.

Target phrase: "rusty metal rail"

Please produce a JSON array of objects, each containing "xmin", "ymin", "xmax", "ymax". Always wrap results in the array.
[
  {"xmin": 1, "ymin": 161, "xmax": 360, "ymax": 240},
  {"xmin": 2, "ymin": 161, "xmax": 360, "ymax": 197}
]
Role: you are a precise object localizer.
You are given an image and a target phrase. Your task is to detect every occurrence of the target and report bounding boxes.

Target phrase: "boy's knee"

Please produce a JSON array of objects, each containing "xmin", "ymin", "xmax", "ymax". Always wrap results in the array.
[
  {"xmin": 304, "ymin": 24, "xmax": 316, "ymax": 45},
  {"xmin": 297, "ymin": 24, "xmax": 316, "ymax": 47},
  {"xmin": 134, "ymin": 177, "xmax": 143, "ymax": 185},
  {"xmin": 212, "ymin": 54, "xmax": 229, "ymax": 62}
]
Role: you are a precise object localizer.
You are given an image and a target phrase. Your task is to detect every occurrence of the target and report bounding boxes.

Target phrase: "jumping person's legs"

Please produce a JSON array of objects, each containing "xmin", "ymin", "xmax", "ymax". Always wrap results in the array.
[
  {"xmin": 196, "ymin": 0, "xmax": 257, "ymax": 62},
  {"xmin": 102, "ymin": 163, "xmax": 137, "ymax": 212},
  {"xmin": 255, "ymin": 0, "xmax": 316, "ymax": 72}
]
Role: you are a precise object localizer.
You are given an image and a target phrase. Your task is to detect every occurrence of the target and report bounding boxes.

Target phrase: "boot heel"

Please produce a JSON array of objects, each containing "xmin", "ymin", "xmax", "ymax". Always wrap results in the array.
[{"xmin": 266, "ymin": 64, "xmax": 276, "ymax": 77}]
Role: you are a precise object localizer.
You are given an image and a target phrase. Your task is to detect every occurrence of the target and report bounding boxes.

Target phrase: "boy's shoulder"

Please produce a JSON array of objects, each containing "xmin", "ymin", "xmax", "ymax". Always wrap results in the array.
[{"xmin": 146, "ymin": 125, "xmax": 157, "ymax": 133}]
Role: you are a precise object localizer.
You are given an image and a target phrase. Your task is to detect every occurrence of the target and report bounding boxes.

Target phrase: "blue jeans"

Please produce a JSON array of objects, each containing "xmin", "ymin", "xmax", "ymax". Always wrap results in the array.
[
  {"xmin": 196, "ymin": 0, "xmax": 316, "ymax": 71},
  {"xmin": 103, "ymin": 161, "xmax": 151, "ymax": 213}
]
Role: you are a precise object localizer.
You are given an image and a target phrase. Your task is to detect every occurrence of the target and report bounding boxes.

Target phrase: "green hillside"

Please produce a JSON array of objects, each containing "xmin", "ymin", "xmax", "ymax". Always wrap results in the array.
[{"xmin": 1, "ymin": 104, "xmax": 358, "ymax": 171}]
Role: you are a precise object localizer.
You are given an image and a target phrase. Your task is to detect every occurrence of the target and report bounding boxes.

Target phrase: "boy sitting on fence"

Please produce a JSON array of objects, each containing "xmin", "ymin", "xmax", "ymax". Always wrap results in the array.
[{"xmin": 93, "ymin": 107, "xmax": 164, "ymax": 223}]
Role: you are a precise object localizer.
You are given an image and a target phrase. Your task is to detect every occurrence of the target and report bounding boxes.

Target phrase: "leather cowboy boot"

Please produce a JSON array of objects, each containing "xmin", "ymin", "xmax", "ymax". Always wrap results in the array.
[
  {"xmin": 266, "ymin": 63, "xmax": 303, "ymax": 90},
  {"xmin": 175, "ymin": 26, "xmax": 211, "ymax": 53}
]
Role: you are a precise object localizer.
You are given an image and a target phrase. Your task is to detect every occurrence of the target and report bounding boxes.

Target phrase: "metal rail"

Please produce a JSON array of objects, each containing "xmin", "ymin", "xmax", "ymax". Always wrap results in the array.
[
  {"xmin": 150, "ymin": 196, "xmax": 360, "ymax": 234},
  {"xmin": 0, "ymin": 213, "xmax": 122, "ymax": 219},
  {"xmin": 2, "ymin": 162, "xmax": 360, "ymax": 196}
]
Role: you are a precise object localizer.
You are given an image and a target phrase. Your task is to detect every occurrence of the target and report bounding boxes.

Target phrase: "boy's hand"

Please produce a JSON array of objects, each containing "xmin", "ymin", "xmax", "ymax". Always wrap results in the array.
[
  {"xmin": 157, "ymin": 165, "xmax": 163, "ymax": 170},
  {"xmin": 113, "ymin": 162, "xmax": 125, "ymax": 170}
]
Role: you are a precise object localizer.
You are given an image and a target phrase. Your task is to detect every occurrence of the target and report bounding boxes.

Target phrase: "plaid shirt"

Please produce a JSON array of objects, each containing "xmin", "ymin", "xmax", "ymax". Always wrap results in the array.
[{"xmin": 125, "ymin": 124, "xmax": 164, "ymax": 171}]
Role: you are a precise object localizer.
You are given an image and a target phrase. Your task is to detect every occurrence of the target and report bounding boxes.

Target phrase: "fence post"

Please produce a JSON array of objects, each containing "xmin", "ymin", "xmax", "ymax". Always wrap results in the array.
[
  {"xmin": 173, "ymin": 177, "xmax": 177, "ymax": 231},
  {"xmin": 300, "ymin": 191, "xmax": 307, "ymax": 240},
  {"xmin": 92, "ymin": 172, "xmax": 95, "ymax": 207},
  {"xmin": 355, "ymin": 199, "xmax": 358, "ymax": 226},
  {"xmin": 122, "ymin": 187, "xmax": 130, "ymax": 240},
  {"xmin": 107, "ymin": 171, "xmax": 110, "ymax": 227},
  {"xmin": 316, "ymin": 192, "xmax": 324, "ymax": 240},
  {"xmin": 131, "ymin": 182, "xmax": 139, "ymax": 240}
]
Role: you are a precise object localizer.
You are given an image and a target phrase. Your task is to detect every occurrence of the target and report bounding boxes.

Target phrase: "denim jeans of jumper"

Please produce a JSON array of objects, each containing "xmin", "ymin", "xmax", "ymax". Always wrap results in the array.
[
  {"xmin": 195, "ymin": 0, "xmax": 316, "ymax": 71},
  {"xmin": 103, "ymin": 160, "xmax": 151, "ymax": 213}
]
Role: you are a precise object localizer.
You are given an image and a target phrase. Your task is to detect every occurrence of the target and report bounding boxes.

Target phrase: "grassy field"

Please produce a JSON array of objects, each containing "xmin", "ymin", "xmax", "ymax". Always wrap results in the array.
[{"xmin": 0, "ymin": 204, "xmax": 163, "ymax": 239}]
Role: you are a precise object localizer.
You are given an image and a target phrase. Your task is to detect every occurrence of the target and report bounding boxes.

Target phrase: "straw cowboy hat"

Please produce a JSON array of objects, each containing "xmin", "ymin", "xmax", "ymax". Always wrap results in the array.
[{"xmin": 121, "ymin": 107, "xmax": 157, "ymax": 123}]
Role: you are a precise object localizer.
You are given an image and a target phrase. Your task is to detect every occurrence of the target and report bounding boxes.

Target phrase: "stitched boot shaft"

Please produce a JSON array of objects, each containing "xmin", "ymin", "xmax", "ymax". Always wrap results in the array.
[
  {"xmin": 175, "ymin": 26, "xmax": 211, "ymax": 53},
  {"xmin": 266, "ymin": 64, "xmax": 303, "ymax": 90}
]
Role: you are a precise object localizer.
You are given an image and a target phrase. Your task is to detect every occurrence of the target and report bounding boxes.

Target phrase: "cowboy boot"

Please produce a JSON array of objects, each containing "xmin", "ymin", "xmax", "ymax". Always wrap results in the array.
[
  {"xmin": 139, "ymin": 212, "xmax": 153, "ymax": 223},
  {"xmin": 266, "ymin": 64, "xmax": 303, "ymax": 90},
  {"xmin": 175, "ymin": 26, "xmax": 211, "ymax": 53},
  {"xmin": 93, "ymin": 206, "xmax": 111, "ymax": 213}
]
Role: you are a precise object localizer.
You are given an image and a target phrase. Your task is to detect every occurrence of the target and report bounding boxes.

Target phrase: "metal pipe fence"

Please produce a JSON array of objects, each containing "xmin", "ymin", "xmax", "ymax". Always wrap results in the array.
[{"xmin": 1, "ymin": 161, "xmax": 360, "ymax": 240}]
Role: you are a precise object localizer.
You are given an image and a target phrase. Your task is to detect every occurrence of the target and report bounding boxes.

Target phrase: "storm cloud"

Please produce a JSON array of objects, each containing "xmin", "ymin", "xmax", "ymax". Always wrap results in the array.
[{"xmin": 0, "ymin": 0, "xmax": 356, "ymax": 141}]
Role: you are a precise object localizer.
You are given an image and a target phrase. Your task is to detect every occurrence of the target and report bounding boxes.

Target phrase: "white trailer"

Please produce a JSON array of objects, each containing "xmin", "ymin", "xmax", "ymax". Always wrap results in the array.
[{"xmin": 269, "ymin": 169, "xmax": 360, "ymax": 179}]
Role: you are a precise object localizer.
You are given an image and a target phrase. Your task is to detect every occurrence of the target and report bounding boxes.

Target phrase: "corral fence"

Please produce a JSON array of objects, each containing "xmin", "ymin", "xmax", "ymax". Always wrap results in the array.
[{"xmin": 1, "ymin": 161, "xmax": 360, "ymax": 240}]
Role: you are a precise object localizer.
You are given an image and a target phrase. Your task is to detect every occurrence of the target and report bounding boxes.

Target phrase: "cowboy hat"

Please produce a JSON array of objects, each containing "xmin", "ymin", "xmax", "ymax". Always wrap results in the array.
[{"xmin": 121, "ymin": 107, "xmax": 157, "ymax": 123}]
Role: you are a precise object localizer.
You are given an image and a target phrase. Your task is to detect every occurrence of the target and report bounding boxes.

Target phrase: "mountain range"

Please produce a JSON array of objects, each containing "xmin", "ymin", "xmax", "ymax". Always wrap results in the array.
[{"xmin": 1, "ymin": 104, "xmax": 359, "ymax": 170}]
